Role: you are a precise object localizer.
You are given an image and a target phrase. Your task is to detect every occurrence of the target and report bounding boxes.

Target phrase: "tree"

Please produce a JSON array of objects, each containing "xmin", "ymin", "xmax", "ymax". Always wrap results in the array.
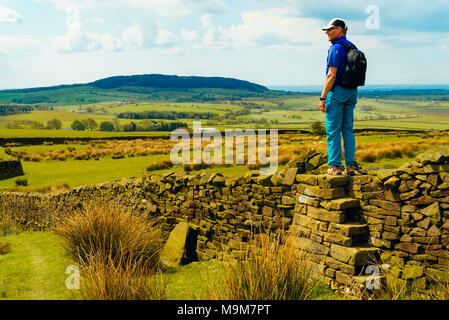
[
  {"xmin": 99, "ymin": 121, "xmax": 115, "ymax": 132},
  {"xmin": 46, "ymin": 118, "xmax": 62, "ymax": 130},
  {"xmin": 112, "ymin": 118, "xmax": 121, "ymax": 132},
  {"xmin": 139, "ymin": 119, "xmax": 154, "ymax": 131},
  {"xmin": 82, "ymin": 118, "xmax": 98, "ymax": 130},
  {"xmin": 71, "ymin": 119, "xmax": 85, "ymax": 131},
  {"xmin": 311, "ymin": 121, "xmax": 326, "ymax": 136},
  {"xmin": 123, "ymin": 122, "xmax": 137, "ymax": 132}
]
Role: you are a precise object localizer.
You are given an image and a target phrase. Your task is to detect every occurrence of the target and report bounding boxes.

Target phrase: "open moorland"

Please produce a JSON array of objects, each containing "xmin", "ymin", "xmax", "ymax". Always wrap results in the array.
[{"xmin": 1, "ymin": 75, "xmax": 449, "ymax": 301}]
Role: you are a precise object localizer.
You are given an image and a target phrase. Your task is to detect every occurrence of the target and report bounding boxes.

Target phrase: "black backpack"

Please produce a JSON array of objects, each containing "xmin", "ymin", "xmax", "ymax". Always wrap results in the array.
[{"xmin": 336, "ymin": 41, "xmax": 367, "ymax": 89}]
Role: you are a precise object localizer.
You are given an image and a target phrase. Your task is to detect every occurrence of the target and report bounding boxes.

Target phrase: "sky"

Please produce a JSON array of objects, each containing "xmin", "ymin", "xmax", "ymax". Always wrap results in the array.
[{"xmin": 0, "ymin": 0, "xmax": 449, "ymax": 89}]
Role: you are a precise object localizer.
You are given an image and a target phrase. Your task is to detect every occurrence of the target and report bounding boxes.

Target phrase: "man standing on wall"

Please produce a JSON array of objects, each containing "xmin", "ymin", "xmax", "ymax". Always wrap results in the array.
[{"xmin": 319, "ymin": 18, "xmax": 364, "ymax": 176}]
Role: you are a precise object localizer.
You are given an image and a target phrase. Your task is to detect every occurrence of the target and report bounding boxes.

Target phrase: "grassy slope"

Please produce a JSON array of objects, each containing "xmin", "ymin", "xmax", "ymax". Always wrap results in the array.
[
  {"xmin": 0, "ymin": 232, "xmax": 74, "ymax": 300},
  {"xmin": 0, "ymin": 153, "xmax": 170, "ymax": 191},
  {"xmin": 2, "ymin": 94, "xmax": 449, "ymax": 131},
  {"xmin": 0, "ymin": 232, "xmax": 336, "ymax": 300},
  {"xmin": 2, "ymin": 131, "xmax": 440, "ymax": 191},
  {"xmin": 0, "ymin": 129, "xmax": 171, "ymax": 138}
]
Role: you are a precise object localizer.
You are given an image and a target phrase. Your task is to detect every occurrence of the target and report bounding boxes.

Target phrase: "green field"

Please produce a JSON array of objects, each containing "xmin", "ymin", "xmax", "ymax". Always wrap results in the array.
[
  {"xmin": 1, "ymin": 131, "xmax": 443, "ymax": 192},
  {"xmin": 0, "ymin": 231, "xmax": 336, "ymax": 300},
  {"xmin": 1, "ymin": 88, "xmax": 449, "ymax": 192},
  {"xmin": 2, "ymin": 92, "xmax": 449, "ymax": 132}
]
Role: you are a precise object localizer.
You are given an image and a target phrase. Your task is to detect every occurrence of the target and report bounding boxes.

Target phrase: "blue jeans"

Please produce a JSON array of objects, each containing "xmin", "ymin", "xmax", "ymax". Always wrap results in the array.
[{"xmin": 325, "ymin": 85, "xmax": 359, "ymax": 168}]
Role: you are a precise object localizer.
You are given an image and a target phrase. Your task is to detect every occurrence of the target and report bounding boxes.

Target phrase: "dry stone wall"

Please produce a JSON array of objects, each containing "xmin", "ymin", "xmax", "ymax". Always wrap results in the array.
[
  {"xmin": 1, "ymin": 146, "xmax": 449, "ymax": 290},
  {"xmin": 0, "ymin": 160, "xmax": 24, "ymax": 180}
]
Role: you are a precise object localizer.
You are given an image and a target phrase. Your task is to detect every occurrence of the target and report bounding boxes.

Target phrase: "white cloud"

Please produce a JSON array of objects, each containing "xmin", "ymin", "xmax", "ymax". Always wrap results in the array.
[
  {"xmin": 198, "ymin": 8, "xmax": 324, "ymax": 50},
  {"xmin": 121, "ymin": 25, "xmax": 144, "ymax": 47},
  {"xmin": 225, "ymin": 9, "xmax": 323, "ymax": 48},
  {"xmin": 36, "ymin": 0, "xmax": 232, "ymax": 17},
  {"xmin": 0, "ymin": 36, "xmax": 41, "ymax": 56},
  {"xmin": 199, "ymin": 14, "xmax": 212, "ymax": 28},
  {"xmin": 0, "ymin": 6, "xmax": 22, "ymax": 23},
  {"xmin": 95, "ymin": 33, "xmax": 122, "ymax": 51},
  {"xmin": 188, "ymin": 0, "xmax": 232, "ymax": 15},
  {"xmin": 181, "ymin": 29, "xmax": 198, "ymax": 42},
  {"xmin": 52, "ymin": 6, "xmax": 122, "ymax": 52},
  {"xmin": 155, "ymin": 29, "xmax": 178, "ymax": 46}
]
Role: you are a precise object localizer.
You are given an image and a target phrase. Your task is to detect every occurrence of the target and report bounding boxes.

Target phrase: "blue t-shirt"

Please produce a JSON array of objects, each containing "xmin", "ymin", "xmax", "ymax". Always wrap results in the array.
[{"xmin": 326, "ymin": 36, "xmax": 355, "ymax": 89}]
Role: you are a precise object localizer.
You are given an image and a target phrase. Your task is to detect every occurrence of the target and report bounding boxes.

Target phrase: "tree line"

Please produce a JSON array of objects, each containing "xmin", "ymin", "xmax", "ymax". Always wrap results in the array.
[
  {"xmin": 117, "ymin": 111, "xmax": 218, "ymax": 120},
  {"xmin": 0, "ymin": 105, "xmax": 33, "ymax": 116}
]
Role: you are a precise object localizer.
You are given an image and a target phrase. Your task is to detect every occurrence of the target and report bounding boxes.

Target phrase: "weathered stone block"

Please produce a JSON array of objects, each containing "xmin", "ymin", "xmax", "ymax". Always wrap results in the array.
[
  {"xmin": 317, "ymin": 174, "xmax": 349, "ymax": 188},
  {"xmin": 297, "ymin": 194, "xmax": 319, "ymax": 207},
  {"xmin": 297, "ymin": 184, "xmax": 346, "ymax": 199},
  {"xmin": 385, "ymin": 176, "xmax": 401, "ymax": 190},
  {"xmin": 395, "ymin": 242, "xmax": 423, "ymax": 254},
  {"xmin": 430, "ymin": 190, "xmax": 449, "ymax": 198},
  {"xmin": 417, "ymin": 217, "xmax": 431, "ymax": 229},
  {"xmin": 307, "ymin": 206, "xmax": 345, "ymax": 223},
  {"xmin": 329, "ymin": 244, "xmax": 379, "ymax": 266},
  {"xmin": 328, "ymin": 222, "xmax": 369, "ymax": 237},
  {"xmin": 283, "ymin": 168, "xmax": 298, "ymax": 185},
  {"xmin": 402, "ymin": 264, "xmax": 424, "ymax": 280},
  {"xmin": 320, "ymin": 198, "xmax": 359, "ymax": 211},
  {"xmin": 400, "ymin": 189, "xmax": 420, "ymax": 201},
  {"xmin": 384, "ymin": 190, "xmax": 401, "ymax": 202},
  {"xmin": 427, "ymin": 225, "xmax": 441, "ymax": 237},
  {"xmin": 410, "ymin": 227, "xmax": 427, "ymax": 237},
  {"xmin": 370, "ymin": 199, "xmax": 401, "ymax": 212},
  {"xmin": 382, "ymin": 231, "xmax": 398, "ymax": 241},
  {"xmin": 400, "ymin": 234, "xmax": 412, "ymax": 242},
  {"xmin": 385, "ymin": 216, "xmax": 397, "ymax": 226},
  {"xmin": 421, "ymin": 202, "xmax": 441, "ymax": 221},
  {"xmin": 160, "ymin": 222, "xmax": 189, "ymax": 268},
  {"xmin": 323, "ymin": 232, "xmax": 352, "ymax": 247},
  {"xmin": 325, "ymin": 257, "xmax": 355, "ymax": 274},
  {"xmin": 296, "ymin": 174, "xmax": 318, "ymax": 186}
]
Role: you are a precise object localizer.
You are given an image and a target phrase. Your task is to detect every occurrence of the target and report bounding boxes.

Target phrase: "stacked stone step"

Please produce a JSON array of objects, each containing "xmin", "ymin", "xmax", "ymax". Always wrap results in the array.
[{"xmin": 292, "ymin": 173, "xmax": 381, "ymax": 291}]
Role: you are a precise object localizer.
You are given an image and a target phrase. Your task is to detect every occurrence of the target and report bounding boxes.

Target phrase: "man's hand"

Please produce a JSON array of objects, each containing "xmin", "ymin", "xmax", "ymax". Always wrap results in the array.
[
  {"xmin": 320, "ymin": 66, "xmax": 337, "ymax": 114},
  {"xmin": 319, "ymin": 100, "xmax": 326, "ymax": 113}
]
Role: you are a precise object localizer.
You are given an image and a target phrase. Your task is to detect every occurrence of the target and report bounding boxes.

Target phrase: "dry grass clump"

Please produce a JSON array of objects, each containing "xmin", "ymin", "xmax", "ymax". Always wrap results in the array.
[
  {"xmin": 56, "ymin": 201, "xmax": 167, "ymax": 300},
  {"xmin": 0, "ymin": 242, "xmax": 11, "ymax": 255},
  {"xmin": 56, "ymin": 201, "xmax": 165, "ymax": 268},
  {"xmin": 208, "ymin": 231, "xmax": 320, "ymax": 300},
  {"xmin": 355, "ymin": 140, "xmax": 448, "ymax": 162},
  {"xmin": 78, "ymin": 251, "xmax": 168, "ymax": 300},
  {"xmin": 6, "ymin": 139, "xmax": 178, "ymax": 162},
  {"xmin": 0, "ymin": 215, "xmax": 21, "ymax": 236},
  {"xmin": 146, "ymin": 159, "xmax": 174, "ymax": 171}
]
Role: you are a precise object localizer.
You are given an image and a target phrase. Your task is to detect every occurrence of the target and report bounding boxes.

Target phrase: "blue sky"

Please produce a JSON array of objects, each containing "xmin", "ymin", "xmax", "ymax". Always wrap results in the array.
[{"xmin": 0, "ymin": 0, "xmax": 448, "ymax": 89}]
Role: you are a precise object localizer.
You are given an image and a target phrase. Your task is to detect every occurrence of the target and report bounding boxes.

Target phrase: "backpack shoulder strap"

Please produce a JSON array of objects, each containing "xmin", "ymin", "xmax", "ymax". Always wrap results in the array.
[{"xmin": 335, "ymin": 41, "xmax": 356, "ymax": 52}]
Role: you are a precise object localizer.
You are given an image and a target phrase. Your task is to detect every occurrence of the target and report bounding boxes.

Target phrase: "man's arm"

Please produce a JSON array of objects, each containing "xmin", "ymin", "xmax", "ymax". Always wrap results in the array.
[{"xmin": 319, "ymin": 66, "xmax": 338, "ymax": 113}]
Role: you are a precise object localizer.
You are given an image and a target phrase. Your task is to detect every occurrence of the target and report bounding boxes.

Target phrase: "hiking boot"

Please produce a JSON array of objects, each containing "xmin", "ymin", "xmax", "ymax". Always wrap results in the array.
[
  {"xmin": 327, "ymin": 165, "xmax": 342, "ymax": 176},
  {"xmin": 345, "ymin": 165, "xmax": 360, "ymax": 176}
]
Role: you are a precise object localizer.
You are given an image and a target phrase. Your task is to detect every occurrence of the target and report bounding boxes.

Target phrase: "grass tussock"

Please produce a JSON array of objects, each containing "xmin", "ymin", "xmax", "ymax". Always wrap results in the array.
[
  {"xmin": 78, "ymin": 251, "xmax": 168, "ymax": 300},
  {"xmin": 0, "ymin": 242, "xmax": 11, "ymax": 255},
  {"xmin": 0, "ymin": 215, "xmax": 22, "ymax": 237},
  {"xmin": 56, "ymin": 201, "xmax": 168, "ymax": 300},
  {"xmin": 208, "ymin": 232, "xmax": 322, "ymax": 300},
  {"xmin": 56, "ymin": 201, "xmax": 165, "ymax": 268},
  {"xmin": 146, "ymin": 159, "xmax": 174, "ymax": 171}
]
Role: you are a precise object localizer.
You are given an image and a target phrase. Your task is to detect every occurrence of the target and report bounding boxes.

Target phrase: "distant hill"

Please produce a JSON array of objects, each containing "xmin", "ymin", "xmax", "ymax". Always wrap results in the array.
[
  {"xmin": 0, "ymin": 74, "xmax": 278, "ymax": 105},
  {"xmin": 0, "ymin": 74, "xmax": 268, "ymax": 94},
  {"xmin": 91, "ymin": 74, "xmax": 269, "ymax": 91}
]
